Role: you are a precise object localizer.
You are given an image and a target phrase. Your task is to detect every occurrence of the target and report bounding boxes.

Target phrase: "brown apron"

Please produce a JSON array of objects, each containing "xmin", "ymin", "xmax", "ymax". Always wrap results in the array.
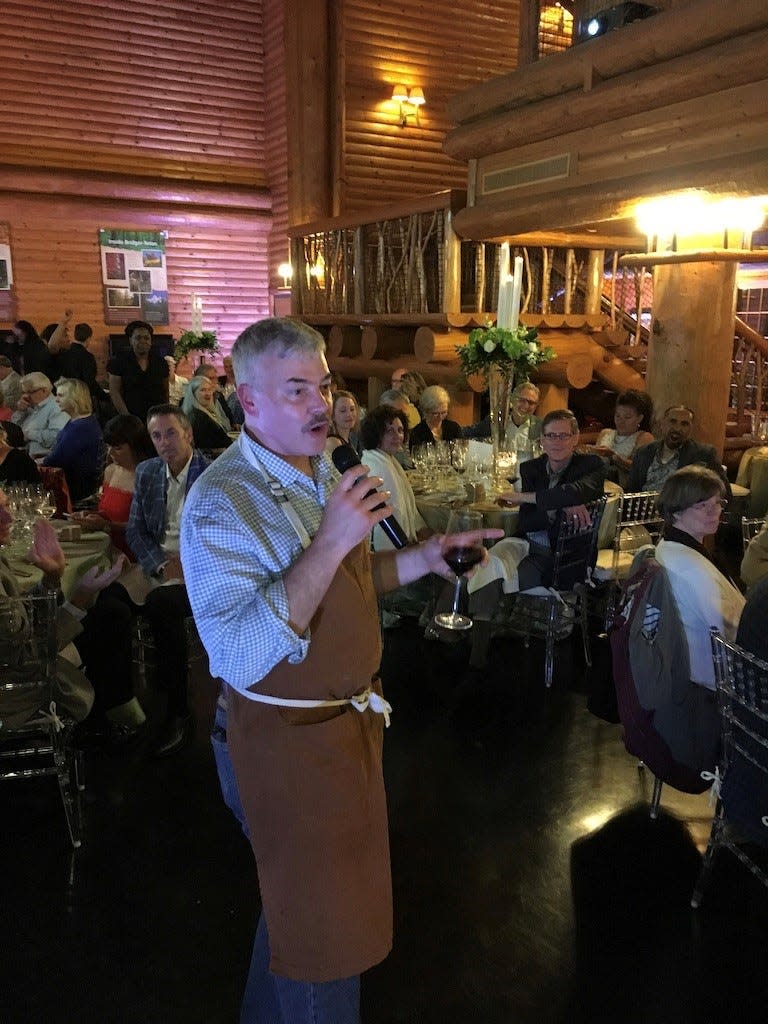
[{"xmin": 228, "ymin": 540, "xmax": 391, "ymax": 983}]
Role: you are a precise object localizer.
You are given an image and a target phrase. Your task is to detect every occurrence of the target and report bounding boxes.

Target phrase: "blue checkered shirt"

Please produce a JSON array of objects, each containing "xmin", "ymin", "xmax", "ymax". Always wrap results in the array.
[{"xmin": 180, "ymin": 432, "xmax": 339, "ymax": 692}]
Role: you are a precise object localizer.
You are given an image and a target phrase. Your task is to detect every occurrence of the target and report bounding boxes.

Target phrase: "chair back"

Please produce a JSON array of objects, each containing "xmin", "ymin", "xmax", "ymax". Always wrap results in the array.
[
  {"xmin": 552, "ymin": 495, "xmax": 608, "ymax": 591},
  {"xmin": 612, "ymin": 491, "xmax": 662, "ymax": 578},
  {"xmin": 0, "ymin": 590, "xmax": 57, "ymax": 696},
  {"xmin": 0, "ymin": 590, "xmax": 83, "ymax": 848},
  {"xmin": 710, "ymin": 630, "xmax": 768, "ymax": 844},
  {"xmin": 741, "ymin": 515, "xmax": 765, "ymax": 554}
]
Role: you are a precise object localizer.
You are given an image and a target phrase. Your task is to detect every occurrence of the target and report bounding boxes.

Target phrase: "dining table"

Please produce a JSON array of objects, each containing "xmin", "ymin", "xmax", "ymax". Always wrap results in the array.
[
  {"xmin": 8, "ymin": 523, "xmax": 112, "ymax": 596},
  {"xmin": 414, "ymin": 477, "xmax": 621, "ymax": 550}
]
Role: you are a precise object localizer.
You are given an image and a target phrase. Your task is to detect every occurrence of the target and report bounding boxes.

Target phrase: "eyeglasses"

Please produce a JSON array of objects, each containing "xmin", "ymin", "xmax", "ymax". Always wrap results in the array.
[
  {"xmin": 23, "ymin": 387, "xmax": 45, "ymax": 395},
  {"xmin": 691, "ymin": 497, "xmax": 728, "ymax": 511},
  {"xmin": 541, "ymin": 432, "xmax": 575, "ymax": 441}
]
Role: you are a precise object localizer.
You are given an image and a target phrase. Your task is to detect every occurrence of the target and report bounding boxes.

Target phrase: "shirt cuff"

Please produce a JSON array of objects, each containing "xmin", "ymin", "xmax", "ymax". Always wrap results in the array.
[{"xmin": 61, "ymin": 600, "xmax": 87, "ymax": 622}]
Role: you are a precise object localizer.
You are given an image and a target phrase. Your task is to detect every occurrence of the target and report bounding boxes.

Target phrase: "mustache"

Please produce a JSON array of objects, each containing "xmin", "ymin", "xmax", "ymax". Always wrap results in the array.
[{"xmin": 303, "ymin": 415, "xmax": 330, "ymax": 433}]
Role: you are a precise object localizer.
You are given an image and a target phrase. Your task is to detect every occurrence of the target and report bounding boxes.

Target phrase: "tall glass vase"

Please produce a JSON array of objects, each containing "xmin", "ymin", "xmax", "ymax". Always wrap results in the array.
[{"xmin": 487, "ymin": 363, "xmax": 513, "ymax": 488}]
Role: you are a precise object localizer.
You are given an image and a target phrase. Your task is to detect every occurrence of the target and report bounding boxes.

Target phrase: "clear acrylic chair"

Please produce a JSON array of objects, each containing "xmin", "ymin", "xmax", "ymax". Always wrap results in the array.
[
  {"xmin": 0, "ymin": 591, "xmax": 84, "ymax": 849},
  {"xmin": 507, "ymin": 496, "xmax": 608, "ymax": 688},
  {"xmin": 599, "ymin": 491, "xmax": 662, "ymax": 628},
  {"xmin": 741, "ymin": 515, "xmax": 764, "ymax": 553},
  {"xmin": 691, "ymin": 630, "xmax": 768, "ymax": 908}
]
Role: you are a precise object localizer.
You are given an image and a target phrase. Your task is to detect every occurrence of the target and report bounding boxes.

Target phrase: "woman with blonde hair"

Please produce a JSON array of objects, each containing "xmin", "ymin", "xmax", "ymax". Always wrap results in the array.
[{"xmin": 42, "ymin": 378, "xmax": 104, "ymax": 501}]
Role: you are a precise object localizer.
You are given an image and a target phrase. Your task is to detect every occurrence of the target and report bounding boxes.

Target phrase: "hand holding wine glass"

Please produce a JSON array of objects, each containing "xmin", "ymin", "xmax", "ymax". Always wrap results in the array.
[{"xmin": 434, "ymin": 509, "xmax": 484, "ymax": 630}]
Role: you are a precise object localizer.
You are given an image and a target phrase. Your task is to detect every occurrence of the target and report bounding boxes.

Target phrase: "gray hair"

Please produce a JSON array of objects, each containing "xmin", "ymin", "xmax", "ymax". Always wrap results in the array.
[
  {"xmin": 379, "ymin": 388, "xmax": 409, "ymax": 410},
  {"xmin": 21, "ymin": 372, "xmax": 52, "ymax": 395},
  {"xmin": 512, "ymin": 381, "xmax": 540, "ymax": 401},
  {"xmin": 231, "ymin": 318, "xmax": 325, "ymax": 390},
  {"xmin": 419, "ymin": 384, "xmax": 450, "ymax": 415}
]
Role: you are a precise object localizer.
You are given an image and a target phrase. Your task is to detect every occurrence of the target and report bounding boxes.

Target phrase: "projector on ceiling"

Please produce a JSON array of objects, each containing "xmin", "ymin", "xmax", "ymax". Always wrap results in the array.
[{"xmin": 575, "ymin": 2, "xmax": 658, "ymax": 44}]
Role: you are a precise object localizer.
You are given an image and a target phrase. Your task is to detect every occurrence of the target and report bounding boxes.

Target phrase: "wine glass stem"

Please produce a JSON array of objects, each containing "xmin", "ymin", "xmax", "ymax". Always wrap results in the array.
[{"xmin": 451, "ymin": 576, "xmax": 461, "ymax": 615}]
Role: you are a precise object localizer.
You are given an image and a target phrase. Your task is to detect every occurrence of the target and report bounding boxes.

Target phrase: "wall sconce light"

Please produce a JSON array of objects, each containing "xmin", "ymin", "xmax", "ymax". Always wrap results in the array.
[
  {"xmin": 392, "ymin": 84, "xmax": 425, "ymax": 127},
  {"xmin": 277, "ymin": 262, "xmax": 293, "ymax": 288}
]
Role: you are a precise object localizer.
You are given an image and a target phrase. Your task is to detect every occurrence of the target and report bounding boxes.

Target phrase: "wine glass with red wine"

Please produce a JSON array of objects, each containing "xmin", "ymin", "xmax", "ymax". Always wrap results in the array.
[{"xmin": 434, "ymin": 509, "xmax": 484, "ymax": 630}]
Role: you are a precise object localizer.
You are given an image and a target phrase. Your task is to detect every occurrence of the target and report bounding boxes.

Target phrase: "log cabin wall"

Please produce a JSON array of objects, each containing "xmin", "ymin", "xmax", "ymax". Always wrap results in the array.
[
  {"xmin": 0, "ymin": 0, "xmax": 270, "ymax": 366},
  {"xmin": 339, "ymin": 0, "xmax": 521, "ymax": 213},
  {"xmin": 263, "ymin": 0, "xmax": 291, "ymax": 295}
]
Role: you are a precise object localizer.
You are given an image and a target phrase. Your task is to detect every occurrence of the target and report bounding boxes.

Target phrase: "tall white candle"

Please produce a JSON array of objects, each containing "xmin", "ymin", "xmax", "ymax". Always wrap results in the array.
[{"xmin": 509, "ymin": 256, "xmax": 523, "ymax": 332}]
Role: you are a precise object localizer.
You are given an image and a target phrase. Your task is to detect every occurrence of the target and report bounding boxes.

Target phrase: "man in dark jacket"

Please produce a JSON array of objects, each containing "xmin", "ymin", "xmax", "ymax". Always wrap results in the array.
[
  {"xmin": 627, "ymin": 405, "xmax": 730, "ymax": 496},
  {"xmin": 500, "ymin": 408, "xmax": 606, "ymax": 588}
]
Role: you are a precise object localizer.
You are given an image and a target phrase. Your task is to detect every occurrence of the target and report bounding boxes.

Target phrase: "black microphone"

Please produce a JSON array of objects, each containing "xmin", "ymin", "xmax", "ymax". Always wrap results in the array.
[{"xmin": 331, "ymin": 444, "xmax": 408, "ymax": 550}]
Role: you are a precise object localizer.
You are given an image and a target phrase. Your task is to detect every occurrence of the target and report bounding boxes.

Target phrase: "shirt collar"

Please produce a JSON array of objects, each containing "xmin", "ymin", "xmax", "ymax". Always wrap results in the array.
[
  {"xmin": 240, "ymin": 429, "xmax": 336, "ymax": 489},
  {"xmin": 165, "ymin": 452, "xmax": 193, "ymax": 486}
]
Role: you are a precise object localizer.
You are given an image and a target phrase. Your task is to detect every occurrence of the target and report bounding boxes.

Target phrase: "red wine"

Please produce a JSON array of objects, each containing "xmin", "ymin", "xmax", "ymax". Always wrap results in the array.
[{"xmin": 444, "ymin": 545, "xmax": 483, "ymax": 576}]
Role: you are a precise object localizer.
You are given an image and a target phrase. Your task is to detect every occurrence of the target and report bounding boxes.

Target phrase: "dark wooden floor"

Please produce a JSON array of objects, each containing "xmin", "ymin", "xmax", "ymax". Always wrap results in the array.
[{"xmin": 3, "ymin": 618, "xmax": 768, "ymax": 1024}]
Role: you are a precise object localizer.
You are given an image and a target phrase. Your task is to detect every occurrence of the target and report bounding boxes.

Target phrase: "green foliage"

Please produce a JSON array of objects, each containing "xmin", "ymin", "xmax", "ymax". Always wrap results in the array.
[
  {"xmin": 174, "ymin": 330, "xmax": 219, "ymax": 361},
  {"xmin": 455, "ymin": 323, "xmax": 554, "ymax": 383}
]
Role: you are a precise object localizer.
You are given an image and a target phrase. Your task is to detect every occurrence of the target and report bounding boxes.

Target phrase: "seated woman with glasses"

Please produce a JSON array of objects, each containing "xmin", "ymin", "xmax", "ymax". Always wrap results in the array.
[
  {"xmin": 409, "ymin": 385, "xmax": 463, "ymax": 447},
  {"xmin": 655, "ymin": 466, "xmax": 745, "ymax": 691},
  {"xmin": 498, "ymin": 409, "xmax": 606, "ymax": 588}
]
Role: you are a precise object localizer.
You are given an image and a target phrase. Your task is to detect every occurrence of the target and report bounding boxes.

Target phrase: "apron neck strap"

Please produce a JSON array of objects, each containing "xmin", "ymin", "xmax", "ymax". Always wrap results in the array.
[{"xmin": 238, "ymin": 432, "xmax": 313, "ymax": 550}]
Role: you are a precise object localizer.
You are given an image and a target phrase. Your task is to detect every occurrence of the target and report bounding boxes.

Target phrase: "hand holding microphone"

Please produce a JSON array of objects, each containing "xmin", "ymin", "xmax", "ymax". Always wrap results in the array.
[{"xmin": 331, "ymin": 444, "xmax": 408, "ymax": 550}]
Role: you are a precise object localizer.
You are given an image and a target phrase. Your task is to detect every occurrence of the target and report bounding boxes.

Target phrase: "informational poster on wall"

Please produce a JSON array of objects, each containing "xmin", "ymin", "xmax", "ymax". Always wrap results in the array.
[{"xmin": 99, "ymin": 229, "xmax": 169, "ymax": 326}]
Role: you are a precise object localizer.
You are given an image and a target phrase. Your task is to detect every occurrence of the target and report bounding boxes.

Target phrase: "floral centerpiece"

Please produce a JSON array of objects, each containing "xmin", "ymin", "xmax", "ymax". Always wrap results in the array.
[
  {"xmin": 174, "ymin": 329, "xmax": 219, "ymax": 364},
  {"xmin": 456, "ymin": 322, "xmax": 555, "ymax": 480},
  {"xmin": 456, "ymin": 322, "xmax": 553, "ymax": 382}
]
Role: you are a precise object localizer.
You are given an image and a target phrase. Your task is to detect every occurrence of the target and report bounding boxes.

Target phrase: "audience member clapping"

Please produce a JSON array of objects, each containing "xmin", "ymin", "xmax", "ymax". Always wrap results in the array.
[
  {"xmin": 0, "ymin": 489, "xmax": 142, "ymax": 739},
  {"xmin": 11, "ymin": 372, "xmax": 70, "ymax": 457},
  {"xmin": 42, "ymin": 378, "xmax": 104, "ymax": 502}
]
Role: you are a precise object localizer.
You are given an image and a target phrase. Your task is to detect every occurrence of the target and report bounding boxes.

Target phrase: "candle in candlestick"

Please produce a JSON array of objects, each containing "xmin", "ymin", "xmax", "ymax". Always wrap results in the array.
[
  {"xmin": 191, "ymin": 293, "xmax": 203, "ymax": 334},
  {"xmin": 509, "ymin": 256, "xmax": 523, "ymax": 332}
]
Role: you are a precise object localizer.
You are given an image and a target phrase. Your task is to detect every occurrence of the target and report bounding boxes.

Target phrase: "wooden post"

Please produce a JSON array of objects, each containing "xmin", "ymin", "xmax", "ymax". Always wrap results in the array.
[
  {"xmin": 536, "ymin": 382, "xmax": 569, "ymax": 417},
  {"xmin": 517, "ymin": 0, "xmax": 541, "ymax": 68},
  {"xmin": 585, "ymin": 250, "xmax": 605, "ymax": 315},
  {"xmin": 646, "ymin": 257, "xmax": 737, "ymax": 458}
]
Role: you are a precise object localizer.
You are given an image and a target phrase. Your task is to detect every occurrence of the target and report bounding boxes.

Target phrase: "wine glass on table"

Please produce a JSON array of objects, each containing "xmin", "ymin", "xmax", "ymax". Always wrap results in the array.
[{"xmin": 434, "ymin": 509, "xmax": 484, "ymax": 631}]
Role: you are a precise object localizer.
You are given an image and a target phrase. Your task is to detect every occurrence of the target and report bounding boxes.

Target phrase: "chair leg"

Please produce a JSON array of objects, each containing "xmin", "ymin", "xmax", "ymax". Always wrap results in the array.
[
  {"xmin": 691, "ymin": 814, "xmax": 724, "ymax": 909},
  {"xmin": 57, "ymin": 762, "xmax": 82, "ymax": 849},
  {"xmin": 649, "ymin": 775, "xmax": 663, "ymax": 819},
  {"xmin": 544, "ymin": 597, "xmax": 557, "ymax": 688},
  {"xmin": 578, "ymin": 588, "xmax": 592, "ymax": 667}
]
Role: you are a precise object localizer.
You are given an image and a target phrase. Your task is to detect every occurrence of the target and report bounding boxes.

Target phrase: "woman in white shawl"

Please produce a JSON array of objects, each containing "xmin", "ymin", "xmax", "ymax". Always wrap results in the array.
[{"xmin": 181, "ymin": 375, "xmax": 232, "ymax": 452}]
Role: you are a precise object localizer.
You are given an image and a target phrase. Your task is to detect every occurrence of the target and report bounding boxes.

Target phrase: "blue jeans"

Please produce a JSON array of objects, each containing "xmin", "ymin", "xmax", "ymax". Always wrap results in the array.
[
  {"xmin": 210, "ymin": 702, "xmax": 249, "ymax": 838},
  {"xmin": 240, "ymin": 914, "xmax": 360, "ymax": 1024}
]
